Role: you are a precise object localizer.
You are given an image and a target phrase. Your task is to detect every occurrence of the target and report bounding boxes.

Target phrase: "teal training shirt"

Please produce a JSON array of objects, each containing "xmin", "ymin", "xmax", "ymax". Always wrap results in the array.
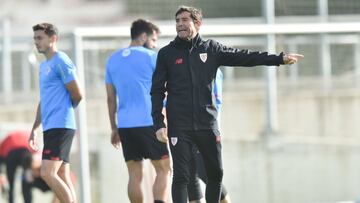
[
  {"xmin": 105, "ymin": 46, "xmax": 157, "ymax": 128},
  {"xmin": 39, "ymin": 51, "xmax": 77, "ymax": 131}
]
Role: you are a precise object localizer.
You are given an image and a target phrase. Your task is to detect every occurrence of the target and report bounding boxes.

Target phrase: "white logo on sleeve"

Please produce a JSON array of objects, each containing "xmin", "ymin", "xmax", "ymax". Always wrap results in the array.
[
  {"xmin": 122, "ymin": 49, "xmax": 131, "ymax": 57},
  {"xmin": 171, "ymin": 137, "xmax": 178, "ymax": 146},
  {"xmin": 46, "ymin": 66, "xmax": 51, "ymax": 75},
  {"xmin": 199, "ymin": 53, "xmax": 207, "ymax": 63}
]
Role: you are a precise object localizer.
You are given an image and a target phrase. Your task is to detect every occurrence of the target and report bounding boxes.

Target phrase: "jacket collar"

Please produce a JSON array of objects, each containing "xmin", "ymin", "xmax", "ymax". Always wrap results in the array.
[{"xmin": 173, "ymin": 34, "xmax": 202, "ymax": 50}]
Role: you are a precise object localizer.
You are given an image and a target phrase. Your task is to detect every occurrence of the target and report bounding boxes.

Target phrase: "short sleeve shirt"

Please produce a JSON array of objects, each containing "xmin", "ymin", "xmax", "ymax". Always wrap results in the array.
[
  {"xmin": 39, "ymin": 51, "xmax": 77, "ymax": 131},
  {"xmin": 105, "ymin": 46, "xmax": 157, "ymax": 128}
]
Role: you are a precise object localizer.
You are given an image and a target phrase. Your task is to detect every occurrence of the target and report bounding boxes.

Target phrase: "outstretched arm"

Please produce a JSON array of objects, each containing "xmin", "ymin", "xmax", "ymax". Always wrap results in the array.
[{"xmin": 215, "ymin": 40, "xmax": 304, "ymax": 67}]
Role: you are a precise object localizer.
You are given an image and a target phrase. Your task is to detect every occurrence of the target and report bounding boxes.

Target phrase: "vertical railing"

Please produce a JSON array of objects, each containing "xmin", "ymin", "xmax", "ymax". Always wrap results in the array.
[
  {"xmin": 1, "ymin": 19, "xmax": 12, "ymax": 103},
  {"xmin": 262, "ymin": 0, "xmax": 278, "ymax": 136},
  {"xmin": 355, "ymin": 35, "xmax": 360, "ymax": 88},
  {"xmin": 288, "ymin": 42, "xmax": 299, "ymax": 87},
  {"xmin": 318, "ymin": 0, "xmax": 332, "ymax": 90},
  {"xmin": 72, "ymin": 30, "xmax": 92, "ymax": 203},
  {"xmin": 262, "ymin": 1, "xmax": 277, "ymax": 203}
]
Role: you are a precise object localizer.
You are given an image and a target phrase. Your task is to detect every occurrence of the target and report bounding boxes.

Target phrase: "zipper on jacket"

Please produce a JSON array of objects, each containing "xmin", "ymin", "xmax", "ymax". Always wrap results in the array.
[{"xmin": 188, "ymin": 47, "xmax": 197, "ymax": 130}]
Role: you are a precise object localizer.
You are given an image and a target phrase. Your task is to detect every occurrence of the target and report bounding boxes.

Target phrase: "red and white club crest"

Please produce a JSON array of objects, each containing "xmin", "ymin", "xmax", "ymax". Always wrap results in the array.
[
  {"xmin": 199, "ymin": 53, "xmax": 207, "ymax": 63},
  {"xmin": 171, "ymin": 137, "xmax": 178, "ymax": 146}
]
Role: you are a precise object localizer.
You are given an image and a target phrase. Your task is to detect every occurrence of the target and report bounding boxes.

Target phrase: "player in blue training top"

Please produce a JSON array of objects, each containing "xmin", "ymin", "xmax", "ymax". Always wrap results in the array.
[
  {"xmin": 29, "ymin": 23, "xmax": 83, "ymax": 203},
  {"xmin": 105, "ymin": 19, "xmax": 171, "ymax": 203}
]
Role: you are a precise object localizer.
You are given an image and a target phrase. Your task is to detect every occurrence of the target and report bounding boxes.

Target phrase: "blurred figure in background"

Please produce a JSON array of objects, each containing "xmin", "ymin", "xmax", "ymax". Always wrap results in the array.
[
  {"xmin": 0, "ymin": 130, "xmax": 51, "ymax": 203},
  {"xmin": 105, "ymin": 19, "xmax": 171, "ymax": 203},
  {"xmin": 0, "ymin": 130, "xmax": 36, "ymax": 203}
]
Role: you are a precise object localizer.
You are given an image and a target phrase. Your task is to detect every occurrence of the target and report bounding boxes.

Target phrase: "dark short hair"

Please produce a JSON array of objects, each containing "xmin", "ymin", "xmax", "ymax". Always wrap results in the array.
[
  {"xmin": 175, "ymin": 5, "xmax": 203, "ymax": 22},
  {"xmin": 32, "ymin": 23, "xmax": 58, "ymax": 37},
  {"xmin": 130, "ymin": 19, "xmax": 159, "ymax": 40},
  {"xmin": 148, "ymin": 21, "xmax": 160, "ymax": 35}
]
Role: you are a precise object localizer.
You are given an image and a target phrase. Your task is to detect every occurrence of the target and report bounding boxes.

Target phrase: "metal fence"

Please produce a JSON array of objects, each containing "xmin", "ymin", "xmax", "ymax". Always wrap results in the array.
[{"xmin": 2, "ymin": 20, "xmax": 360, "ymax": 101}]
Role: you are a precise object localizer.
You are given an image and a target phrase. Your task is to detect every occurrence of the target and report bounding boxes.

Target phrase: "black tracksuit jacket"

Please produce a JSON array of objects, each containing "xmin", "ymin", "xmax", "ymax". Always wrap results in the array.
[{"xmin": 151, "ymin": 34, "xmax": 284, "ymax": 131}]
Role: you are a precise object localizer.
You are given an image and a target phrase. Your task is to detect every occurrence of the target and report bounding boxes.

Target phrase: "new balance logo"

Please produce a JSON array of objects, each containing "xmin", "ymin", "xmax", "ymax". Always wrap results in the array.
[
  {"xmin": 175, "ymin": 58, "xmax": 183, "ymax": 64},
  {"xmin": 43, "ymin": 150, "xmax": 51, "ymax": 154}
]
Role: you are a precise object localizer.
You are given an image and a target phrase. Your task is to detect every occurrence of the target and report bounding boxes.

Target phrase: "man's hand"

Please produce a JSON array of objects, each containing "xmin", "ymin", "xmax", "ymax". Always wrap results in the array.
[
  {"xmin": 111, "ymin": 129, "xmax": 121, "ymax": 149},
  {"xmin": 156, "ymin": 128, "xmax": 168, "ymax": 143},
  {"xmin": 28, "ymin": 130, "xmax": 39, "ymax": 151},
  {"xmin": 283, "ymin": 53, "xmax": 304, "ymax": 65}
]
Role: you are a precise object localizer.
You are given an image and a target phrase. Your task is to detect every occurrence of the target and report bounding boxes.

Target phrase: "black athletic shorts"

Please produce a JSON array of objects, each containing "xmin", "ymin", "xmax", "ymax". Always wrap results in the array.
[
  {"xmin": 42, "ymin": 128, "xmax": 75, "ymax": 163},
  {"xmin": 118, "ymin": 126, "xmax": 169, "ymax": 162}
]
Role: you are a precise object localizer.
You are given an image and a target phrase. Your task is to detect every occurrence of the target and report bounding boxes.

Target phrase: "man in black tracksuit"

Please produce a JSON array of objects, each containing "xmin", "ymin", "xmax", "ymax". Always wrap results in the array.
[{"xmin": 151, "ymin": 6, "xmax": 303, "ymax": 203}]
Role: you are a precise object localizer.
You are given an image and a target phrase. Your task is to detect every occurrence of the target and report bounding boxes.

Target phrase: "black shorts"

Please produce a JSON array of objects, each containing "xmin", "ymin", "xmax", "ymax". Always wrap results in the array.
[
  {"xmin": 118, "ymin": 126, "xmax": 169, "ymax": 162},
  {"xmin": 42, "ymin": 128, "xmax": 75, "ymax": 163}
]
